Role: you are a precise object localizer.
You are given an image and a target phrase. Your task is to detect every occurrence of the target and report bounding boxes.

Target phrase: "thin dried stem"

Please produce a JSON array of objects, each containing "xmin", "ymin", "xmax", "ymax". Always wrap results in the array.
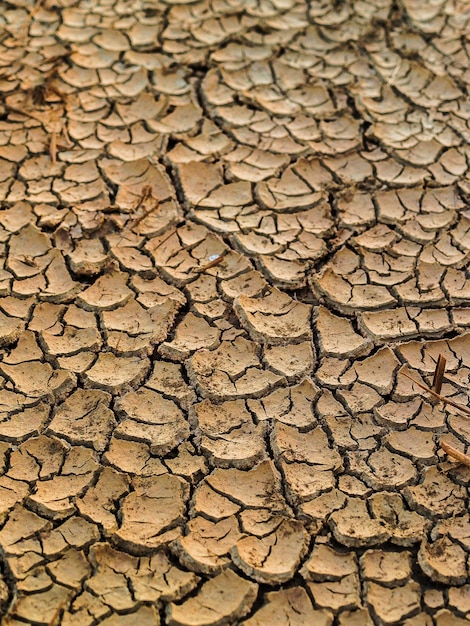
[
  {"xmin": 401, "ymin": 371, "xmax": 470, "ymax": 418},
  {"xmin": 441, "ymin": 440, "xmax": 470, "ymax": 467},
  {"xmin": 195, "ymin": 253, "xmax": 225, "ymax": 273},
  {"xmin": 432, "ymin": 354, "xmax": 446, "ymax": 394},
  {"xmin": 49, "ymin": 129, "xmax": 57, "ymax": 164}
]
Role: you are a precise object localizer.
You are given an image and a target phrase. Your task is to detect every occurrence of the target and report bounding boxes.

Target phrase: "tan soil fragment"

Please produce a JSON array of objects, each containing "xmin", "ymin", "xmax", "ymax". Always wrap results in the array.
[
  {"xmin": 114, "ymin": 473, "xmax": 189, "ymax": 552},
  {"xmin": 83, "ymin": 353, "xmax": 150, "ymax": 393},
  {"xmin": 241, "ymin": 587, "xmax": 333, "ymax": 626},
  {"xmin": 166, "ymin": 569, "xmax": 258, "ymax": 626},
  {"xmin": 115, "ymin": 387, "xmax": 189, "ymax": 455},
  {"xmin": 234, "ymin": 288, "xmax": 312, "ymax": 344}
]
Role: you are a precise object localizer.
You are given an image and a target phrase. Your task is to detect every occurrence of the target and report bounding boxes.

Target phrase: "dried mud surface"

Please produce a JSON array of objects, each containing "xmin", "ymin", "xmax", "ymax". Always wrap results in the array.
[{"xmin": 0, "ymin": 0, "xmax": 470, "ymax": 624}]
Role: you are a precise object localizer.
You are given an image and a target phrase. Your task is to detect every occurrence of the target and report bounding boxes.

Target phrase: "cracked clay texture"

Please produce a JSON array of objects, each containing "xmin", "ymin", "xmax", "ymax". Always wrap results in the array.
[{"xmin": 1, "ymin": 0, "xmax": 470, "ymax": 624}]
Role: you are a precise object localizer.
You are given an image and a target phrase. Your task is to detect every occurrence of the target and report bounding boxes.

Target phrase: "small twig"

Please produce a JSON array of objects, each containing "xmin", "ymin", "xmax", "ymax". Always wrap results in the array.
[
  {"xmin": 432, "ymin": 354, "xmax": 447, "ymax": 395},
  {"xmin": 127, "ymin": 202, "xmax": 159, "ymax": 231},
  {"xmin": 17, "ymin": 255, "xmax": 38, "ymax": 267},
  {"xmin": 401, "ymin": 371, "xmax": 470, "ymax": 418},
  {"xmin": 195, "ymin": 253, "xmax": 225, "ymax": 273},
  {"xmin": 441, "ymin": 440, "xmax": 470, "ymax": 467},
  {"xmin": 49, "ymin": 129, "xmax": 57, "ymax": 164},
  {"xmin": 125, "ymin": 185, "xmax": 159, "ymax": 229}
]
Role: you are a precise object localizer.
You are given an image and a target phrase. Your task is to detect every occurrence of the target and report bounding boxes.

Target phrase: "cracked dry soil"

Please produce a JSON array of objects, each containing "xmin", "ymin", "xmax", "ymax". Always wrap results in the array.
[{"xmin": 0, "ymin": 0, "xmax": 470, "ymax": 624}]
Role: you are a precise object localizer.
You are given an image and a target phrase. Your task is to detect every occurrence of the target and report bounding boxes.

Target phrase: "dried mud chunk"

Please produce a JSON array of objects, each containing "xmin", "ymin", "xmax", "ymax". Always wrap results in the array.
[
  {"xmin": 355, "ymin": 225, "xmax": 398, "ymax": 251},
  {"xmin": 174, "ymin": 515, "xmax": 241, "ymax": 573},
  {"xmin": 188, "ymin": 337, "xmax": 282, "ymax": 399},
  {"xmin": 102, "ymin": 297, "xmax": 179, "ymax": 341},
  {"xmin": 312, "ymin": 268, "xmax": 396, "ymax": 313},
  {"xmin": 133, "ymin": 274, "xmax": 186, "ymax": 309},
  {"xmin": 115, "ymin": 387, "xmax": 189, "ymax": 455},
  {"xmin": 46, "ymin": 548, "xmax": 91, "ymax": 588},
  {"xmin": 398, "ymin": 333, "xmax": 470, "ymax": 373},
  {"xmin": 241, "ymin": 587, "xmax": 333, "ymax": 626},
  {"xmin": 41, "ymin": 250, "xmax": 81, "ymax": 302},
  {"xmin": 164, "ymin": 443, "xmax": 208, "ymax": 484},
  {"xmin": 83, "ymin": 353, "xmax": 150, "ymax": 394},
  {"xmin": 0, "ymin": 202, "xmax": 34, "ymax": 233},
  {"xmin": 16, "ymin": 435, "xmax": 67, "ymax": 480},
  {"xmin": 338, "ymin": 608, "xmax": 374, "ymax": 626},
  {"xmin": 0, "ymin": 401, "xmax": 49, "ymax": 441},
  {"xmin": 192, "ymin": 399, "xmax": 266, "ymax": 469},
  {"xmin": 418, "ymin": 537, "xmax": 467, "ymax": 585},
  {"xmin": 160, "ymin": 313, "xmax": 220, "ymax": 359},
  {"xmin": 192, "ymin": 482, "xmax": 241, "ymax": 521},
  {"xmin": 366, "ymin": 581, "xmax": 421, "ymax": 624},
  {"xmin": 77, "ymin": 271, "xmax": 132, "ymax": 311},
  {"xmin": 374, "ymin": 398, "xmax": 422, "ymax": 429},
  {"xmin": 220, "ymin": 270, "xmax": 267, "ymax": 300},
  {"xmin": 448, "ymin": 585, "xmax": 470, "ymax": 614},
  {"xmin": 232, "ymin": 519, "xmax": 308, "ymax": 584},
  {"xmin": 256, "ymin": 168, "xmax": 324, "ymax": 211},
  {"xmin": 132, "ymin": 551, "xmax": 199, "ymax": 604},
  {"xmin": 145, "ymin": 360, "xmax": 196, "ymax": 410},
  {"xmin": 281, "ymin": 460, "xmax": 335, "ymax": 504},
  {"xmin": 234, "ymin": 288, "xmax": 312, "ymax": 344},
  {"xmin": 433, "ymin": 514, "xmax": 470, "ymax": 551},
  {"xmin": 301, "ymin": 544, "xmax": 357, "ymax": 582},
  {"xmin": 0, "ymin": 504, "xmax": 51, "ymax": 553},
  {"xmin": 68, "ymin": 238, "xmax": 109, "ymax": 276},
  {"xmin": 0, "ymin": 360, "xmax": 76, "ymax": 400},
  {"xmin": 337, "ymin": 383, "xmax": 383, "ymax": 413},
  {"xmin": 87, "ymin": 542, "xmax": 197, "ymax": 608},
  {"xmin": 176, "ymin": 161, "xmax": 223, "ymax": 205},
  {"xmin": 62, "ymin": 589, "xmax": 112, "ymax": 625},
  {"xmin": 0, "ymin": 311, "xmax": 23, "ymax": 346},
  {"xmin": 42, "ymin": 326, "xmax": 101, "ymax": 356},
  {"xmin": 361, "ymin": 550, "xmax": 412, "ymax": 584},
  {"xmin": 262, "ymin": 341, "xmax": 314, "ymax": 378},
  {"xmin": 86, "ymin": 546, "xmax": 137, "ymax": 612},
  {"xmin": 0, "ymin": 476, "xmax": 29, "ymax": 520},
  {"xmin": 104, "ymin": 437, "xmax": 165, "ymax": 476},
  {"xmin": 3, "ymin": 331, "xmax": 42, "ymax": 364},
  {"xmin": 48, "ymin": 388, "xmax": 114, "ymax": 451},
  {"xmin": 100, "ymin": 606, "xmax": 161, "ymax": 626},
  {"xmin": 8, "ymin": 224, "xmax": 51, "ymax": 267},
  {"xmin": 114, "ymin": 474, "xmax": 189, "ymax": 552},
  {"xmin": 77, "ymin": 467, "xmax": 129, "ymax": 533},
  {"xmin": 404, "ymin": 467, "xmax": 466, "ymax": 517},
  {"xmin": 166, "ymin": 569, "xmax": 258, "ymax": 626},
  {"xmin": 338, "ymin": 191, "xmax": 375, "ymax": 227},
  {"xmin": 10, "ymin": 583, "xmax": 72, "ymax": 624},
  {"xmin": 248, "ymin": 378, "xmax": 318, "ymax": 428},
  {"xmin": 330, "ymin": 498, "xmax": 390, "ymax": 547},
  {"xmin": 28, "ymin": 447, "xmax": 99, "ymax": 520},
  {"xmin": 434, "ymin": 610, "xmax": 470, "ymax": 626},
  {"xmin": 29, "ymin": 303, "xmax": 64, "ymax": 333},
  {"xmin": 301, "ymin": 488, "xmax": 347, "ymax": 522},
  {"xmin": 272, "ymin": 422, "xmax": 343, "ymax": 470},
  {"xmin": 307, "ymin": 574, "xmax": 361, "ymax": 611},
  {"xmin": 371, "ymin": 492, "xmax": 430, "ymax": 547},
  {"xmin": 316, "ymin": 306, "xmax": 370, "ymax": 357},
  {"xmin": 206, "ymin": 460, "xmax": 290, "ymax": 513},
  {"xmin": 347, "ymin": 347, "xmax": 400, "ymax": 394},
  {"xmin": 386, "ymin": 427, "xmax": 436, "ymax": 463},
  {"xmin": 357, "ymin": 446, "xmax": 418, "ymax": 489},
  {"xmin": 259, "ymin": 256, "xmax": 308, "ymax": 289},
  {"xmin": 444, "ymin": 267, "xmax": 470, "ymax": 305},
  {"xmin": 101, "ymin": 159, "xmax": 174, "ymax": 210}
]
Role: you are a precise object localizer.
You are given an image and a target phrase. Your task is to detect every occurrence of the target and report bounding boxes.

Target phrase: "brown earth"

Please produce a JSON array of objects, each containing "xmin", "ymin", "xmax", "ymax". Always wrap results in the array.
[{"xmin": 0, "ymin": 0, "xmax": 470, "ymax": 624}]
